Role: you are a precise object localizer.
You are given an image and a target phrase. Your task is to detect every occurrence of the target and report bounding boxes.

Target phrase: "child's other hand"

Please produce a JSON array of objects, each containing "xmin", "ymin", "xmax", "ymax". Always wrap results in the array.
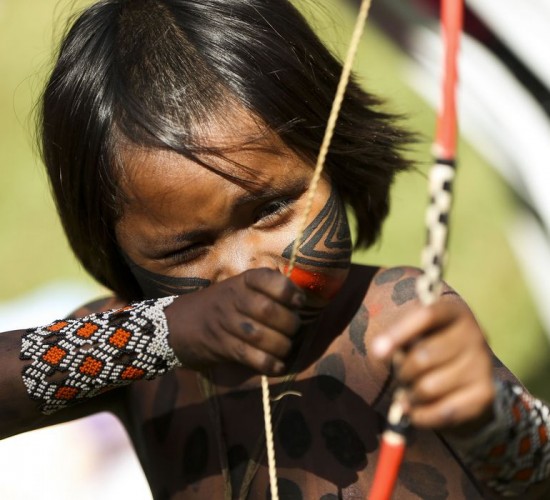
[
  {"xmin": 166, "ymin": 268, "xmax": 304, "ymax": 376},
  {"xmin": 372, "ymin": 300, "xmax": 495, "ymax": 433}
]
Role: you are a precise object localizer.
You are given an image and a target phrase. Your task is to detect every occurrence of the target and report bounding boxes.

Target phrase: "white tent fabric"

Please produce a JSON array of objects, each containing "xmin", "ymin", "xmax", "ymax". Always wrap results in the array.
[
  {"xmin": 468, "ymin": 0, "xmax": 550, "ymax": 89},
  {"xmin": 396, "ymin": 6, "xmax": 550, "ymax": 339}
]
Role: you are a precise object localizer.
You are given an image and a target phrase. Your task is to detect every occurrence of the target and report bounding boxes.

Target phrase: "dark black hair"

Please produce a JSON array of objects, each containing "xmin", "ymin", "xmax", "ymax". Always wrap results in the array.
[{"xmin": 40, "ymin": 0, "xmax": 413, "ymax": 300}]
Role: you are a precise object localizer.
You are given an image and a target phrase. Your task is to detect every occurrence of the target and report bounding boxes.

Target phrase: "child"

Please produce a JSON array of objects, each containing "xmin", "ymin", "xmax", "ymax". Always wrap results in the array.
[{"xmin": 2, "ymin": 0, "xmax": 549, "ymax": 498}]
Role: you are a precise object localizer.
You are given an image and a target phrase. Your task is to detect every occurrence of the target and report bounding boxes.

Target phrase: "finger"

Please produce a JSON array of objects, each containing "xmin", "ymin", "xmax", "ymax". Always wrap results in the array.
[
  {"xmin": 407, "ymin": 383, "xmax": 496, "ymax": 430},
  {"xmin": 219, "ymin": 316, "xmax": 293, "ymax": 359},
  {"xmin": 236, "ymin": 288, "xmax": 301, "ymax": 337},
  {"xmin": 243, "ymin": 268, "xmax": 305, "ymax": 308},
  {"xmin": 395, "ymin": 323, "xmax": 469, "ymax": 384},
  {"xmin": 404, "ymin": 348, "xmax": 483, "ymax": 405},
  {"xmin": 225, "ymin": 336, "xmax": 286, "ymax": 376},
  {"xmin": 372, "ymin": 301, "xmax": 461, "ymax": 360}
]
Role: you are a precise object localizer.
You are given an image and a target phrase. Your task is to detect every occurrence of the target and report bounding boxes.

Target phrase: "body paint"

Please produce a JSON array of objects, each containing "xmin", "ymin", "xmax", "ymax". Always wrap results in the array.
[
  {"xmin": 126, "ymin": 258, "xmax": 211, "ymax": 298},
  {"xmin": 285, "ymin": 265, "xmax": 345, "ymax": 301},
  {"xmin": 282, "ymin": 188, "xmax": 352, "ymax": 270}
]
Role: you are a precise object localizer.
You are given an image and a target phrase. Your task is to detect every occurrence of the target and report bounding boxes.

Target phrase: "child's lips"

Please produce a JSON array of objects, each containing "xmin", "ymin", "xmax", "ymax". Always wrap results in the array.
[{"xmin": 284, "ymin": 265, "xmax": 345, "ymax": 301}]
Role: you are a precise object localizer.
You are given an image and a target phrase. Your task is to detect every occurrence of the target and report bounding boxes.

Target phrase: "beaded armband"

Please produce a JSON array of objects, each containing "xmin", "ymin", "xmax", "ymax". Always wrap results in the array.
[
  {"xmin": 20, "ymin": 297, "xmax": 181, "ymax": 414},
  {"xmin": 449, "ymin": 380, "xmax": 550, "ymax": 496}
]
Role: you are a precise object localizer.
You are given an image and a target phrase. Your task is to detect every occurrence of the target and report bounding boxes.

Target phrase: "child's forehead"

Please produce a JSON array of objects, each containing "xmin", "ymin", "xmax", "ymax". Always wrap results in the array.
[
  {"xmin": 117, "ymin": 138, "xmax": 310, "ymax": 208},
  {"xmin": 119, "ymin": 105, "xmax": 293, "ymax": 179}
]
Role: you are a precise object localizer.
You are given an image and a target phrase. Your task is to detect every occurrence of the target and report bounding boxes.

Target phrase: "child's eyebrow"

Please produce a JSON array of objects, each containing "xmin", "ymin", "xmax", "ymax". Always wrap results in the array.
[
  {"xmin": 166, "ymin": 229, "xmax": 209, "ymax": 244},
  {"xmin": 141, "ymin": 229, "xmax": 210, "ymax": 259},
  {"xmin": 235, "ymin": 175, "xmax": 309, "ymax": 207},
  {"xmin": 234, "ymin": 186, "xmax": 286, "ymax": 207}
]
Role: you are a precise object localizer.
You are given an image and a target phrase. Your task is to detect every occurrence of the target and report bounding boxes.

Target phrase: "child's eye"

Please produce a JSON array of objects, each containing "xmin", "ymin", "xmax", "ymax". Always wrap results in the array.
[
  {"xmin": 254, "ymin": 198, "xmax": 294, "ymax": 225},
  {"xmin": 163, "ymin": 243, "xmax": 207, "ymax": 266}
]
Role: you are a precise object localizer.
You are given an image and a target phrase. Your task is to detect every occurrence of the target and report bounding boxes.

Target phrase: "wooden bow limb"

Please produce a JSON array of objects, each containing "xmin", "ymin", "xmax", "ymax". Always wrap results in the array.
[{"xmin": 368, "ymin": 1, "xmax": 464, "ymax": 498}]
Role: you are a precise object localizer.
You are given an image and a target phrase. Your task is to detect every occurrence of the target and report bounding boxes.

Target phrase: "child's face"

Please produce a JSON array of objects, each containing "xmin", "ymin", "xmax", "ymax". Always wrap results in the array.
[{"xmin": 115, "ymin": 113, "xmax": 352, "ymax": 306}]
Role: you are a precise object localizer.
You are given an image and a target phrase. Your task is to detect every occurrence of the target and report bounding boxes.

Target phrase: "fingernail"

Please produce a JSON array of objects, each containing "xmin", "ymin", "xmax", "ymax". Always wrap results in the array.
[
  {"xmin": 399, "ymin": 392, "xmax": 411, "ymax": 414},
  {"xmin": 372, "ymin": 336, "xmax": 391, "ymax": 358},
  {"xmin": 273, "ymin": 361, "xmax": 286, "ymax": 374},
  {"xmin": 292, "ymin": 292, "xmax": 306, "ymax": 308}
]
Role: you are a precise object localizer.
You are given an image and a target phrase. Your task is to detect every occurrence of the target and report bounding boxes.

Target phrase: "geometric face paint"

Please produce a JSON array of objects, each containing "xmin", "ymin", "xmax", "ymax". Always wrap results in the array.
[
  {"xmin": 282, "ymin": 188, "xmax": 352, "ymax": 270},
  {"xmin": 127, "ymin": 260, "xmax": 211, "ymax": 299},
  {"xmin": 283, "ymin": 188, "xmax": 351, "ymax": 301}
]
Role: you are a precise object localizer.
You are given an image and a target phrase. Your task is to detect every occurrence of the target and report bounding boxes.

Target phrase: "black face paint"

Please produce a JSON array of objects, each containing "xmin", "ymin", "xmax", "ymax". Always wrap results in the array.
[
  {"xmin": 282, "ymin": 188, "xmax": 351, "ymax": 269},
  {"xmin": 124, "ymin": 255, "xmax": 211, "ymax": 298}
]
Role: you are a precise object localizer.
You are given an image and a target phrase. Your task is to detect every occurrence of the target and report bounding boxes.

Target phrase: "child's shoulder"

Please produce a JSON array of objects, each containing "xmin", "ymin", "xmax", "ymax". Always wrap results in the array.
[
  {"xmin": 345, "ymin": 264, "xmax": 461, "ymax": 328},
  {"xmin": 67, "ymin": 295, "xmax": 126, "ymax": 319},
  {"xmin": 368, "ymin": 265, "xmax": 424, "ymax": 303},
  {"xmin": 347, "ymin": 263, "xmax": 423, "ymax": 303}
]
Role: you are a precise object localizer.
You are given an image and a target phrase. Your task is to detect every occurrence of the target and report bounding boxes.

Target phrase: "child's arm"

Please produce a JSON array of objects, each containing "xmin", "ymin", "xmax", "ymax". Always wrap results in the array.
[
  {"xmin": 0, "ymin": 295, "xmax": 131, "ymax": 438},
  {"xmin": 0, "ymin": 268, "xmax": 302, "ymax": 439},
  {"xmin": 372, "ymin": 296, "xmax": 550, "ymax": 498}
]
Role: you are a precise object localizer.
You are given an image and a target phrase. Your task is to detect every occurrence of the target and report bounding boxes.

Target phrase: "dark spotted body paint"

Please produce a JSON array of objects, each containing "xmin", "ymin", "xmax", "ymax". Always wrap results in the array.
[
  {"xmin": 228, "ymin": 444, "xmax": 249, "ymax": 494},
  {"xmin": 182, "ymin": 426, "xmax": 209, "ymax": 483},
  {"xmin": 279, "ymin": 409, "xmax": 313, "ymax": 459},
  {"xmin": 349, "ymin": 304, "xmax": 368, "ymax": 356},
  {"xmin": 315, "ymin": 353, "xmax": 346, "ymax": 400},
  {"xmin": 266, "ymin": 478, "xmax": 303, "ymax": 499},
  {"xmin": 374, "ymin": 267, "xmax": 405, "ymax": 286},
  {"xmin": 399, "ymin": 461, "xmax": 449, "ymax": 500},
  {"xmin": 118, "ymin": 264, "xmax": 492, "ymax": 499},
  {"xmin": 152, "ymin": 371, "xmax": 179, "ymax": 442},
  {"xmin": 321, "ymin": 419, "xmax": 367, "ymax": 469},
  {"xmin": 391, "ymin": 277, "xmax": 417, "ymax": 306}
]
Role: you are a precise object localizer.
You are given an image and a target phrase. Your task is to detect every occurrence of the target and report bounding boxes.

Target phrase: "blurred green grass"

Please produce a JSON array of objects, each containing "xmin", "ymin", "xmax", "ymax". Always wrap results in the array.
[
  {"xmin": 0, "ymin": 0, "xmax": 100, "ymax": 298},
  {"xmin": 1, "ymin": 0, "xmax": 549, "ymax": 398}
]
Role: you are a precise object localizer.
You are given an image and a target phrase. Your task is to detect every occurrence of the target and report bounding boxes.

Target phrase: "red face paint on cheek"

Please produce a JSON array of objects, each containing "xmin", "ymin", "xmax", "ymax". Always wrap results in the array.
[{"xmin": 284, "ymin": 265, "xmax": 345, "ymax": 301}]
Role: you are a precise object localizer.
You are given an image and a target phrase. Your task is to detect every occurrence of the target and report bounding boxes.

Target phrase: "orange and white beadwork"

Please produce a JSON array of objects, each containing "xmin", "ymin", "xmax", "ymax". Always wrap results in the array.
[
  {"xmin": 20, "ymin": 296, "xmax": 180, "ymax": 414},
  {"xmin": 451, "ymin": 381, "xmax": 550, "ymax": 496}
]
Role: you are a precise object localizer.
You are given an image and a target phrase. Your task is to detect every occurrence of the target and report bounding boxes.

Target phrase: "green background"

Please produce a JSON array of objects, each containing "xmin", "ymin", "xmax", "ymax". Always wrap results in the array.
[{"xmin": 1, "ymin": 0, "xmax": 549, "ymax": 399}]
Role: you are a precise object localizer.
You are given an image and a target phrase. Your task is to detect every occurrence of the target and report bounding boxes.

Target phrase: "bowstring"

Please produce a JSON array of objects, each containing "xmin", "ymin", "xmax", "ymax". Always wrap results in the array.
[{"xmin": 261, "ymin": 1, "xmax": 373, "ymax": 499}]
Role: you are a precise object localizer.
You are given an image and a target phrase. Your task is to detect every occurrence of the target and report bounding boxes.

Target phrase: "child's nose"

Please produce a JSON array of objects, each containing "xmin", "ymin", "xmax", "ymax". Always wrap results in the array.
[{"xmin": 217, "ymin": 244, "xmax": 279, "ymax": 282}]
